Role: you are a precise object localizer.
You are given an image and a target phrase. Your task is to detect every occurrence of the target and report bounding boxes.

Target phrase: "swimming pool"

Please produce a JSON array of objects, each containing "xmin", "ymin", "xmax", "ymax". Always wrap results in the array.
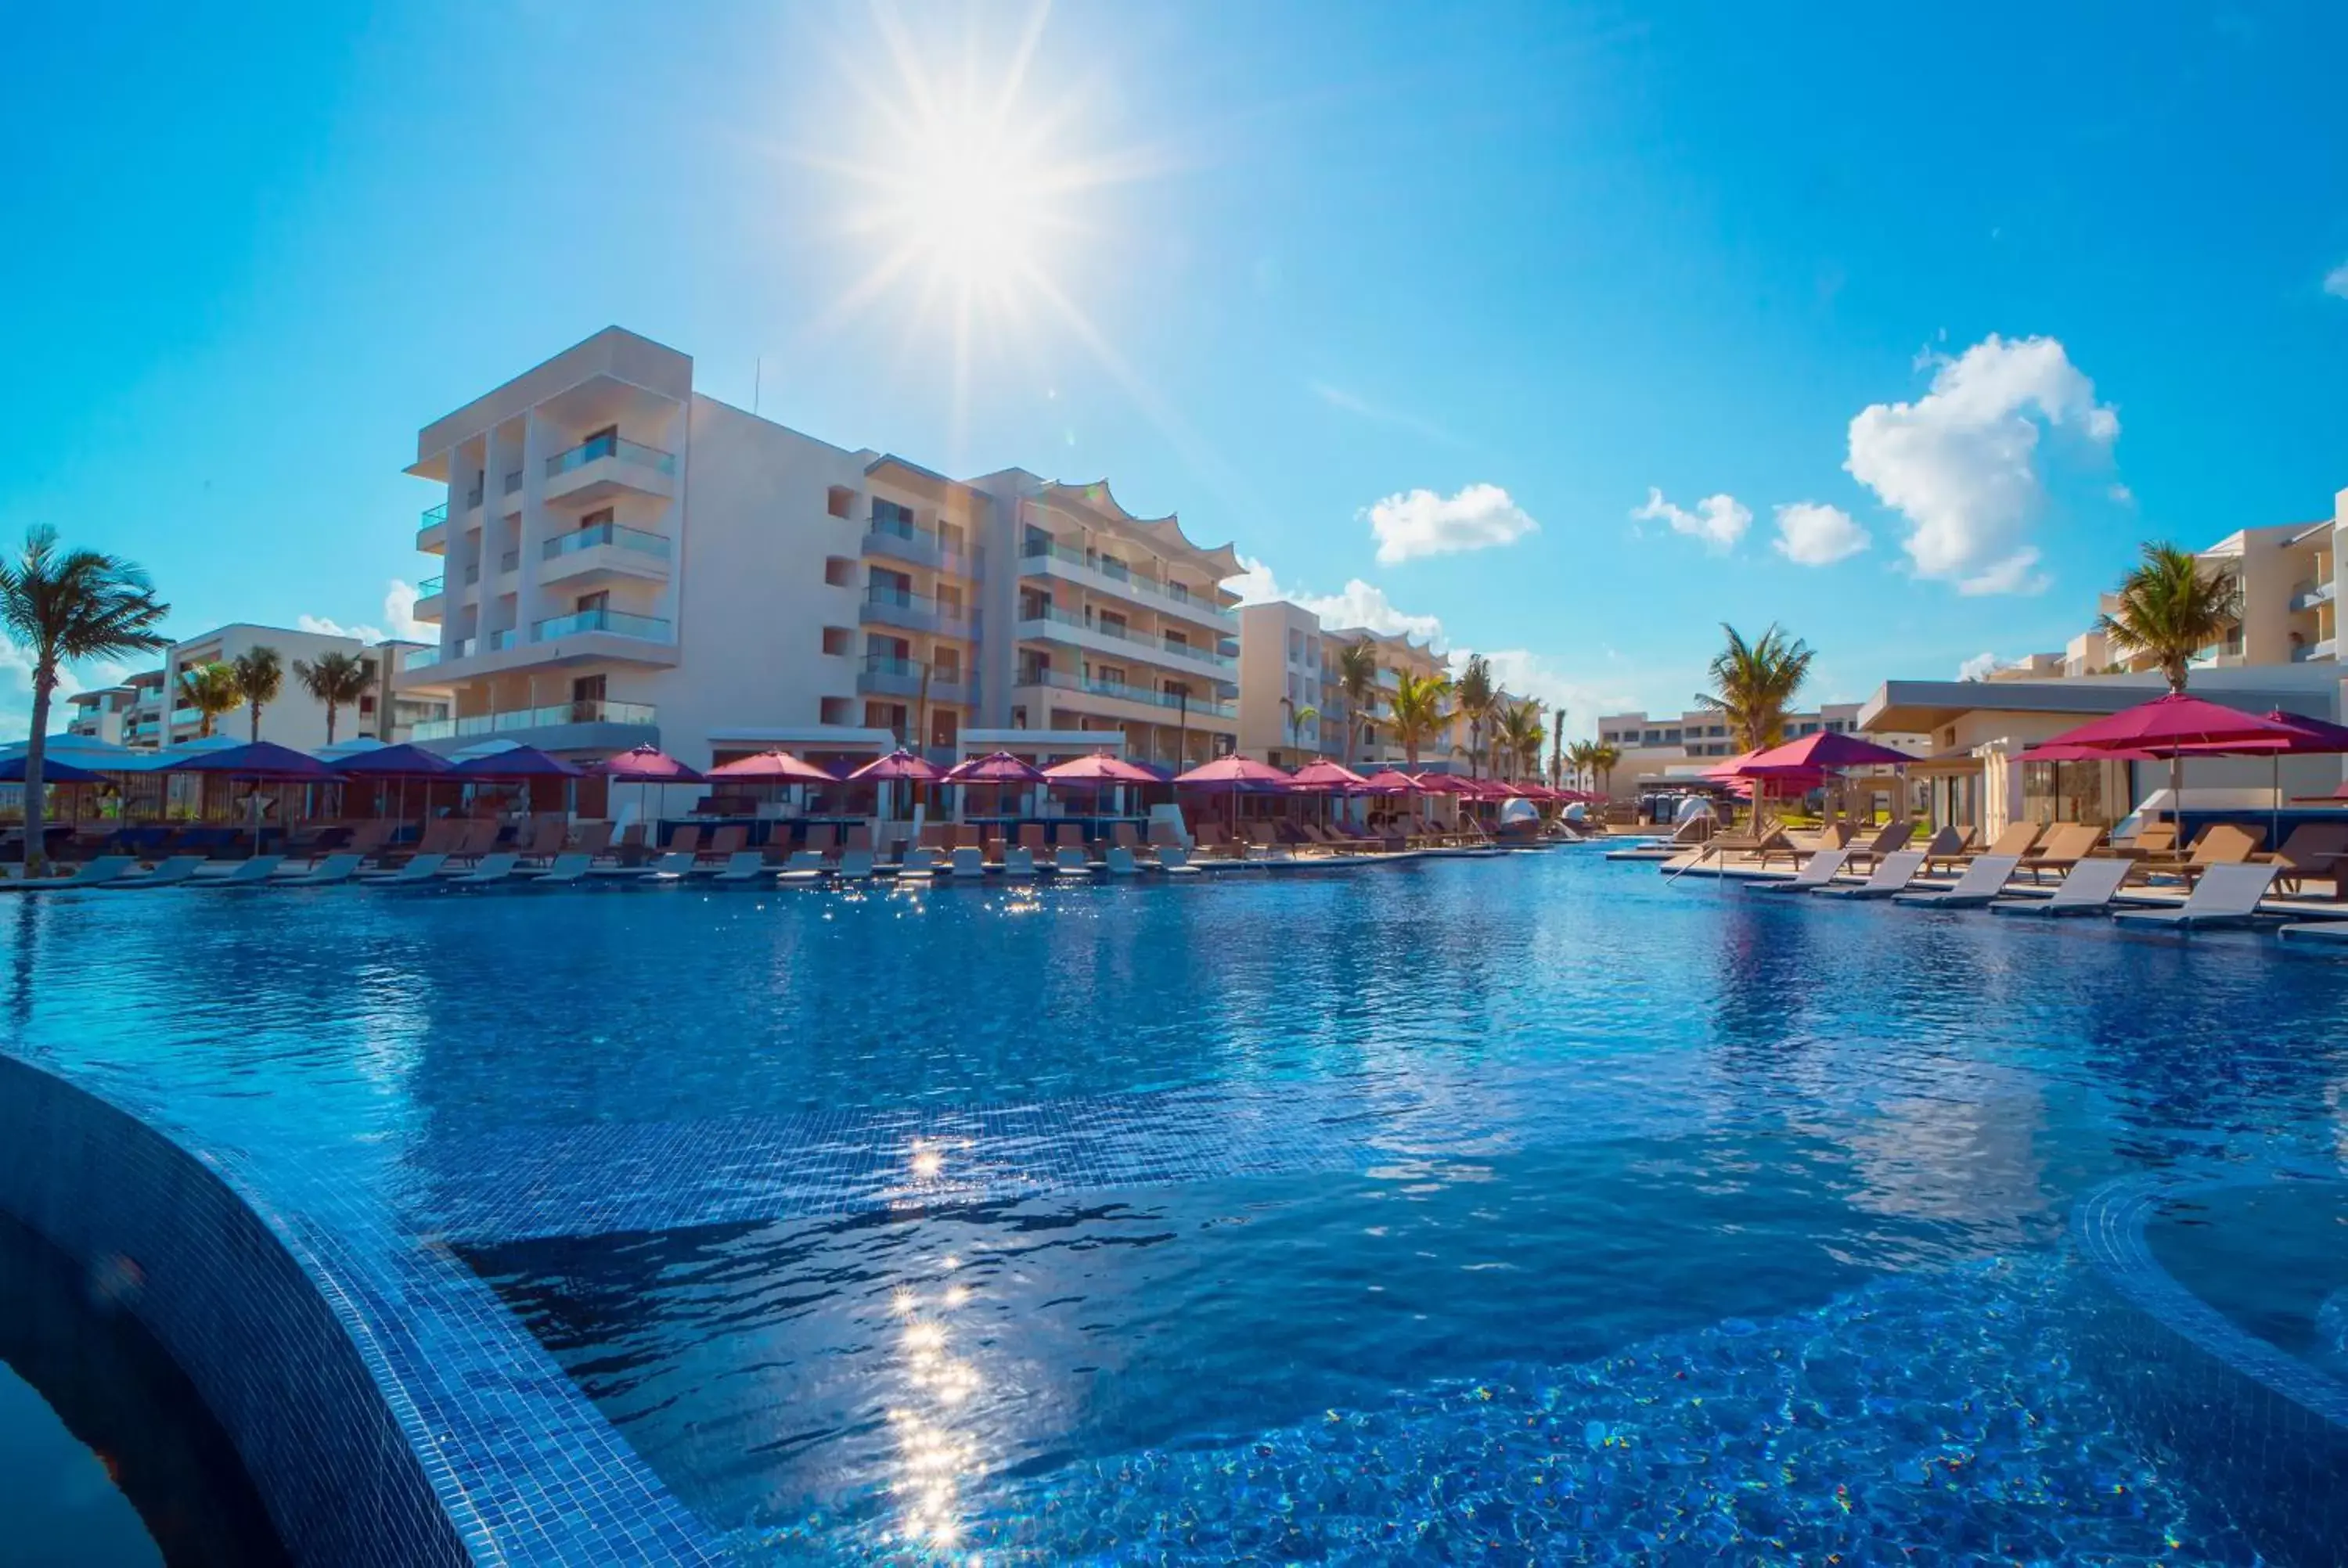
[{"xmin": 4, "ymin": 848, "xmax": 2346, "ymax": 1562}]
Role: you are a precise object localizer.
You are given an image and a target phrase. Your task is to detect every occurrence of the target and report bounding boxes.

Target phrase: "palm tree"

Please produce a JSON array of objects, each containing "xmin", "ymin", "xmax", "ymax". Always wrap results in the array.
[
  {"xmin": 292, "ymin": 649, "xmax": 373, "ymax": 746},
  {"xmin": 1564, "ymin": 739, "xmax": 1597, "ymax": 791},
  {"xmin": 1493, "ymin": 700, "xmax": 1542, "ymax": 782},
  {"xmin": 0, "ymin": 527, "xmax": 169, "ymax": 876},
  {"xmin": 1696, "ymin": 623, "xmax": 1816, "ymax": 751},
  {"xmin": 1453, "ymin": 654, "xmax": 1496, "ymax": 778},
  {"xmin": 178, "ymin": 663, "xmax": 241, "ymax": 739},
  {"xmin": 1549, "ymin": 722, "xmax": 1567, "ymax": 789},
  {"xmin": 1589, "ymin": 742, "xmax": 1621, "ymax": 797},
  {"xmin": 2094, "ymin": 541, "xmax": 2242, "ymax": 694},
  {"xmin": 1334, "ymin": 638, "xmax": 1381, "ymax": 766},
  {"xmin": 1384, "ymin": 671, "xmax": 1452, "ymax": 770},
  {"xmin": 230, "ymin": 646, "xmax": 283, "ymax": 743}
]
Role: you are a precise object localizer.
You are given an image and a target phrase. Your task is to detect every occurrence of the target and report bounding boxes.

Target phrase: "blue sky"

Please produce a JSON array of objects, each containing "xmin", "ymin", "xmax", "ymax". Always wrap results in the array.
[{"xmin": 5, "ymin": 1, "xmax": 2346, "ymax": 735}]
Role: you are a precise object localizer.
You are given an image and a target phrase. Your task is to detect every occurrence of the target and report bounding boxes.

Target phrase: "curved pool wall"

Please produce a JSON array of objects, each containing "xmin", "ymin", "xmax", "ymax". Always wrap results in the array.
[
  {"xmin": 0, "ymin": 1050, "xmax": 721, "ymax": 1567},
  {"xmin": 2076, "ymin": 1174, "xmax": 2348, "ymax": 1563}
]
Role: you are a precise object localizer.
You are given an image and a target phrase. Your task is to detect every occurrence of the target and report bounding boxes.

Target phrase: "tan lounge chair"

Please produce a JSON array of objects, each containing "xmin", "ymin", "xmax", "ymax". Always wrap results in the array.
[
  {"xmin": 2139, "ymin": 823, "xmax": 2264, "ymax": 886},
  {"xmin": 2021, "ymin": 822, "xmax": 2105, "ymax": 882},
  {"xmin": 2263, "ymin": 822, "xmax": 2348, "ymax": 897},
  {"xmin": 1844, "ymin": 818, "xmax": 1916, "ymax": 873}
]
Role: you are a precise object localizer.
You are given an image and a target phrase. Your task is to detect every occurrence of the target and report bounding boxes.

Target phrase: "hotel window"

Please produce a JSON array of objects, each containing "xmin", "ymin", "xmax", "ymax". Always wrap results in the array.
[
  {"xmin": 873, "ymin": 498, "xmax": 916, "ymax": 530},
  {"xmin": 819, "ymin": 696, "xmax": 854, "ymax": 725},
  {"xmin": 578, "ymin": 424, "xmax": 618, "ymax": 462},
  {"xmin": 826, "ymin": 486, "xmax": 855, "ymax": 519},
  {"xmin": 578, "ymin": 507, "xmax": 614, "ymax": 532},
  {"xmin": 824, "ymin": 557, "xmax": 855, "ymax": 587},
  {"xmin": 932, "ymin": 649, "xmax": 962, "ymax": 682},
  {"xmin": 1097, "ymin": 664, "xmax": 1127, "ymax": 687},
  {"xmin": 821, "ymin": 627, "xmax": 853, "ymax": 656}
]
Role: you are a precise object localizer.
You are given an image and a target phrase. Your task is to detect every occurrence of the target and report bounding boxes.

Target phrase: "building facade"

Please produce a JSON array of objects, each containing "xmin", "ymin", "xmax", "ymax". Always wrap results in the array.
[
  {"xmin": 2058, "ymin": 510, "xmax": 2339, "ymax": 677},
  {"xmin": 396, "ymin": 327, "xmax": 1243, "ymax": 771},
  {"xmin": 67, "ymin": 624, "xmax": 445, "ymax": 750},
  {"xmin": 1590, "ymin": 703, "xmax": 1929, "ymax": 796}
]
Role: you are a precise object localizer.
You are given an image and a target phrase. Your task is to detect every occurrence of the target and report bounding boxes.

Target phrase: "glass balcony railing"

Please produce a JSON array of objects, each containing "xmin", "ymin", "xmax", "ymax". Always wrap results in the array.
[
  {"xmin": 486, "ymin": 628, "xmax": 520, "ymax": 652},
  {"xmin": 545, "ymin": 434, "xmax": 677, "ymax": 480},
  {"xmin": 464, "ymin": 481, "xmax": 484, "ymax": 509},
  {"xmin": 1017, "ymin": 666, "xmax": 1234, "ymax": 719},
  {"xmin": 408, "ymin": 698, "xmax": 657, "ymax": 743},
  {"xmin": 863, "ymin": 586, "xmax": 974, "ymax": 634},
  {"xmin": 532, "ymin": 607, "xmax": 673, "ymax": 642},
  {"xmin": 499, "ymin": 548, "xmax": 520, "ymax": 574},
  {"xmin": 545, "ymin": 523, "xmax": 672, "ymax": 560},
  {"xmin": 1018, "ymin": 540, "xmax": 1238, "ymax": 623},
  {"xmin": 1016, "ymin": 605, "xmax": 1237, "ymax": 670},
  {"xmin": 503, "ymin": 469, "xmax": 522, "ymax": 495},
  {"xmin": 402, "ymin": 640, "xmax": 470, "ymax": 671},
  {"xmin": 417, "ymin": 574, "xmax": 445, "ymax": 598},
  {"xmin": 420, "ymin": 502, "xmax": 448, "ymax": 529}
]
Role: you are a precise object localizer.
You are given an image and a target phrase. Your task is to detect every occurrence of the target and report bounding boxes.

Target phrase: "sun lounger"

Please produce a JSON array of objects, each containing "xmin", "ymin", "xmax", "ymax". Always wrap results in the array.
[
  {"xmin": 948, "ymin": 846, "xmax": 985, "ymax": 879},
  {"xmin": 1018, "ymin": 824, "xmax": 1050, "ymax": 854},
  {"xmin": 1053, "ymin": 846, "xmax": 1094, "ymax": 876},
  {"xmin": 898, "ymin": 846, "xmax": 943, "ymax": 878},
  {"xmin": 95, "ymin": 854, "xmax": 208, "ymax": 890},
  {"xmin": 452, "ymin": 820, "xmax": 502, "ymax": 861},
  {"xmin": 1156, "ymin": 844, "xmax": 1198, "ymax": 875},
  {"xmin": 2112, "ymin": 862, "xmax": 2281, "ymax": 931},
  {"xmin": 2263, "ymin": 822, "xmax": 2348, "ymax": 897},
  {"xmin": 1814, "ymin": 849, "xmax": 1928, "ymax": 900},
  {"xmin": 1961, "ymin": 822, "xmax": 2042, "ymax": 862},
  {"xmin": 835, "ymin": 847, "xmax": 874, "ymax": 880},
  {"xmin": 776, "ymin": 850, "xmax": 827, "ymax": 883},
  {"xmin": 1892, "ymin": 854, "xmax": 2021, "ymax": 908},
  {"xmin": 1104, "ymin": 846, "xmax": 1140, "ymax": 876},
  {"xmin": 2277, "ymin": 920, "xmax": 2348, "ymax": 948},
  {"xmin": 2021, "ymin": 822, "xmax": 2107, "ymax": 881},
  {"xmin": 1914, "ymin": 825, "xmax": 1970, "ymax": 873},
  {"xmin": 1053, "ymin": 824, "xmax": 1086, "ymax": 850},
  {"xmin": 520, "ymin": 817, "xmax": 569, "ymax": 861},
  {"xmin": 448, "ymin": 853, "xmax": 521, "ymax": 886},
  {"xmin": 360, "ymin": 853, "xmax": 445, "ymax": 885},
  {"xmin": 1992, "ymin": 855, "xmax": 2133, "ymax": 917},
  {"xmin": 713, "ymin": 851, "xmax": 771, "ymax": 883},
  {"xmin": 2136, "ymin": 823, "xmax": 2265, "ymax": 886},
  {"xmin": 273, "ymin": 853, "xmax": 366, "ymax": 888},
  {"xmin": 1002, "ymin": 847, "xmax": 1037, "ymax": 879},
  {"xmin": 644, "ymin": 851, "xmax": 695, "ymax": 880},
  {"xmin": 1756, "ymin": 846, "xmax": 1853, "ymax": 892},
  {"xmin": 801, "ymin": 824, "xmax": 837, "ymax": 859},
  {"xmin": 571, "ymin": 821, "xmax": 614, "ymax": 859},
  {"xmin": 529, "ymin": 853, "xmax": 592, "ymax": 886},
  {"xmin": 1844, "ymin": 819, "xmax": 1916, "ymax": 873},
  {"xmin": 1, "ymin": 854, "xmax": 143, "ymax": 890}
]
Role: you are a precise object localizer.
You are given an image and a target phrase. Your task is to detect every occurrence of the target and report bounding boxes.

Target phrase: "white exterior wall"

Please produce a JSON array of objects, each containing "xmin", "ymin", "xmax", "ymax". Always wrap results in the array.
[{"xmin": 159, "ymin": 624, "xmax": 393, "ymax": 748}]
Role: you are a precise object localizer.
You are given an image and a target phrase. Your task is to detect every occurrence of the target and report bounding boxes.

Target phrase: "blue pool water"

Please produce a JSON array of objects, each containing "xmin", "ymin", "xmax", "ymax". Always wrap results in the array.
[{"xmin": 6, "ymin": 849, "xmax": 2348, "ymax": 1562}]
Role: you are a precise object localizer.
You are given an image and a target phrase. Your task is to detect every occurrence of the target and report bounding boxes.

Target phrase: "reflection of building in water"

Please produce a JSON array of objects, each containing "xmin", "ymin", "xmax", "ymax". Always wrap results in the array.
[{"xmin": 1838, "ymin": 1078, "xmax": 2048, "ymax": 1251}]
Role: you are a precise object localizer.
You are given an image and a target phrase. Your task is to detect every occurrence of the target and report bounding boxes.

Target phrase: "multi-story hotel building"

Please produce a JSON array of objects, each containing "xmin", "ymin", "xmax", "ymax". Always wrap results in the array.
[
  {"xmin": 1590, "ymin": 703, "xmax": 1932, "ymax": 796},
  {"xmin": 1236, "ymin": 604, "xmax": 1536, "ymax": 772},
  {"xmin": 2059, "ymin": 511, "xmax": 2339, "ymax": 676},
  {"xmin": 66, "ymin": 623, "xmax": 443, "ymax": 750},
  {"xmin": 395, "ymin": 327, "xmax": 1242, "ymax": 770}
]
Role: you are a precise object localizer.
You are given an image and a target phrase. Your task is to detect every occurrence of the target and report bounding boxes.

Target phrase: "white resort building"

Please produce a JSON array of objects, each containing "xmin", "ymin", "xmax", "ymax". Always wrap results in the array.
[
  {"xmin": 394, "ymin": 327, "xmax": 1244, "ymax": 771},
  {"xmin": 1592, "ymin": 704, "xmax": 1932, "ymax": 796},
  {"xmin": 67, "ymin": 623, "xmax": 443, "ymax": 750}
]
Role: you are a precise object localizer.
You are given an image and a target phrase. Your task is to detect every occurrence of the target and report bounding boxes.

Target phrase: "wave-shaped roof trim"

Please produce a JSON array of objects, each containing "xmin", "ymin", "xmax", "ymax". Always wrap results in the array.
[{"xmin": 1032, "ymin": 480, "xmax": 1243, "ymax": 579}]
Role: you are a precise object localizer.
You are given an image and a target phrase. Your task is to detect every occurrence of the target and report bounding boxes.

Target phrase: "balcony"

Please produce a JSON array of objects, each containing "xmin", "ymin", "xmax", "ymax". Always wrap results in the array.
[
  {"xmin": 418, "ymin": 502, "xmax": 448, "ymax": 555},
  {"xmin": 414, "ymin": 576, "xmax": 445, "ymax": 624},
  {"xmin": 860, "ymin": 585, "xmax": 974, "ymax": 637},
  {"xmin": 542, "ymin": 522, "xmax": 672, "ymax": 587},
  {"xmin": 1015, "ymin": 666, "xmax": 1235, "ymax": 721},
  {"xmin": 1014, "ymin": 604, "xmax": 1238, "ymax": 681},
  {"xmin": 543, "ymin": 434, "xmax": 677, "ymax": 506},
  {"xmin": 1018, "ymin": 540, "xmax": 1237, "ymax": 631},
  {"xmin": 409, "ymin": 698, "xmax": 657, "ymax": 746},
  {"xmin": 861, "ymin": 516, "xmax": 942, "ymax": 571},
  {"xmin": 403, "ymin": 639, "xmax": 471, "ymax": 671},
  {"xmin": 2291, "ymin": 577, "xmax": 2336, "ymax": 613},
  {"xmin": 2293, "ymin": 638, "xmax": 2338, "ymax": 663},
  {"xmin": 532, "ymin": 607, "xmax": 672, "ymax": 644},
  {"xmin": 856, "ymin": 655, "xmax": 973, "ymax": 706}
]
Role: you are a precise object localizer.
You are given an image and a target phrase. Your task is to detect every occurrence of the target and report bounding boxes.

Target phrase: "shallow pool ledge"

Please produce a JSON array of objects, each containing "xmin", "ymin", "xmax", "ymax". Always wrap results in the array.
[{"xmin": 0, "ymin": 1052, "xmax": 472, "ymax": 1567}]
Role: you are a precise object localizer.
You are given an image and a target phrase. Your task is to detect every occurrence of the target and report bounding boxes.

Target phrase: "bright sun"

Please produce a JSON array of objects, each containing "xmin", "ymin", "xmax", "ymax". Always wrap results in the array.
[{"xmin": 878, "ymin": 101, "xmax": 1060, "ymax": 296}]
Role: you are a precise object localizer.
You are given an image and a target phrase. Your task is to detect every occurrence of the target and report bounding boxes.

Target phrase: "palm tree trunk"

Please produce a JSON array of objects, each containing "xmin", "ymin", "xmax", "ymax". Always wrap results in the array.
[
  {"xmin": 325, "ymin": 702, "xmax": 337, "ymax": 746},
  {"xmin": 23, "ymin": 672, "xmax": 51, "ymax": 876},
  {"xmin": 248, "ymin": 702, "xmax": 260, "ymax": 743}
]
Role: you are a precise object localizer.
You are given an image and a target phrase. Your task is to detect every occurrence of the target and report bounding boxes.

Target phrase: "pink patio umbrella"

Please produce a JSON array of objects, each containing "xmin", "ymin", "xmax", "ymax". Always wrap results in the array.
[
  {"xmin": 944, "ymin": 750, "xmax": 1047, "ymax": 822},
  {"xmin": 707, "ymin": 750, "xmax": 840, "ymax": 816},
  {"xmin": 591, "ymin": 743, "xmax": 704, "ymax": 826},
  {"xmin": 1287, "ymin": 759, "xmax": 1371, "ymax": 792},
  {"xmin": 2239, "ymin": 710, "xmax": 2348, "ymax": 839},
  {"xmin": 2037, "ymin": 693, "xmax": 2299, "ymax": 827},
  {"xmin": 1042, "ymin": 752, "xmax": 1161, "ymax": 828},
  {"xmin": 1174, "ymin": 753, "xmax": 1291, "ymax": 835},
  {"xmin": 851, "ymin": 747, "xmax": 949, "ymax": 826},
  {"xmin": 1358, "ymin": 769, "xmax": 1418, "ymax": 793}
]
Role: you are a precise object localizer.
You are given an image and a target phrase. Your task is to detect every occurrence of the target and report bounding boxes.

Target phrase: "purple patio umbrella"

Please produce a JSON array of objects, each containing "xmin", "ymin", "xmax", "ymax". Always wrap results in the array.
[
  {"xmin": 0, "ymin": 755, "xmax": 107, "ymax": 785},
  {"xmin": 452, "ymin": 745, "xmax": 583, "ymax": 819},
  {"xmin": 171, "ymin": 741, "xmax": 343, "ymax": 851},
  {"xmin": 850, "ymin": 748, "xmax": 948, "ymax": 782},
  {"xmin": 333, "ymin": 741, "xmax": 456, "ymax": 836}
]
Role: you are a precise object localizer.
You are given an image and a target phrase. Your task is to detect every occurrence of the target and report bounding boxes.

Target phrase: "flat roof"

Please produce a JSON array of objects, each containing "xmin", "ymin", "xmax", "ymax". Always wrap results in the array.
[{"xmin": 1859, "ymin": 668, "xmax": 2344, "ymax": 732}]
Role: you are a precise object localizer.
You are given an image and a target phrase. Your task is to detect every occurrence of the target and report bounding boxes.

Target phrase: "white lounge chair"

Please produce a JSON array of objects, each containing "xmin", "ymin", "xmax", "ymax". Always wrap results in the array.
[
  {"xmin": 202, "ymin": 855, "xmax": 290, "ymax": 887},
  {"xmin": 529, "ymin": 853, "xmax": 592, "ymax": 886},
  {"xmin": 2278, "ymin": 920, "xmax": 2348, "ymax": 948},
  {"xmin": 835, "ymin": 848, "xmax": 874, "ymax": 881},
  {"xmin": 948, "ymin": 846, "xmax": 985, "ymax": 879},
  {"xmin": 644, "ymin": 851, "xmax": 694, "ymax": 880},
  {"xmin": 449, "ymin": 853, "xmax": 520, "ymax": 886},
  {"xmin": 1104, "ymin": 846, "xmax": 1140, "ymax": 876},
  {"xmin": 274, "ymin": 853, "xmax": 364, "ymax": 888},
  {"xmin": 713, "ymin": 851, "xmax": 771, "ymax": 883},
  {"xmin": 1892, "ymin": 854, "xmax": 2020, "ymax": 908},
  {"xmin": 97, "ymin": 855, "xmax": 207, "ymax": 890},
  {"xmin": 1991, "ymin": 856, "xmax": 2132, "ymax": 917},
  {"xmin": 0, "ymin": 854, "xmax": 139, "ymax": 891},
  {"xmin": 1156, "ymin": 845, "xmax": 1198, "ymax": 876},
  {"xmin": 897, "ymin": 846, "xmax": 943, "ymax": 879},
  {"xmin": 1053, "ymin": 846, "xmax": 1094, "ymax": 876},
  {"xmin": 1815, "ymin": 849, "xmax": 1927, "ymax": 901},
  {"xmin": 2112, "ymin": 863, "xmax": 2280, "ymax": 932},
  {"xmin": 776, "ymin": 851, "xmax": 827, "ymax": 883},
  {"xmin": 1001, "ymin": 847, "xmax": 1037, "ymax": 879},
  {"xmin": 1756, "ymin": 846, "xmax": 1853, "ymax": 893},
  {"xmin": 360, "ymin": 853, "xmax": 446, "ymax": 886}
]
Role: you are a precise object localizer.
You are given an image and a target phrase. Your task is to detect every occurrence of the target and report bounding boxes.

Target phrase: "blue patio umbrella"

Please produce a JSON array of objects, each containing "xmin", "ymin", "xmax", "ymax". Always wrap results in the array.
[
  {"xmin": 0, "ymin": 755, "xmax": 108, "ymax": 785},
  {"xmin": 169, "ymin": 742, "xmax": 343, "ymax": 851}
]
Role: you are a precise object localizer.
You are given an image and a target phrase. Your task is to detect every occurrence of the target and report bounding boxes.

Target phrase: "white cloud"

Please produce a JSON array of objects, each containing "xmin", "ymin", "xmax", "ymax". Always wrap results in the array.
[
  {"xmin": 0, "ymin": 642, "xmax": 135, "ymax": 739},
  {"xmin": 1770, "ymin": 502, "xmax": 1871, "ymax": 566},
  {"xmin": 1227, "ymin": 556, "xmax": 1447, "ymax": 646},
  {"xmin": 1846, "ymin": 333, "xmax": 2116, "ymax": 595},
  {"xmin": 1632, "ymin": 487, "xmax": 1750, "ymax": 552},
  {"xmin": 2325, "ymin": 261, "xmax": 2348, "ymax": 300},
  {"xmin": 300, "ymin": 580, "xmax": 432, "ymax": 647},
  {"xmin": 1957, "ymin": 651, "xmax": 2002, "ymax": 682},
  {"xmin": 1364, "ymin": 483, "xmax": 1539, "ymax": 564}
]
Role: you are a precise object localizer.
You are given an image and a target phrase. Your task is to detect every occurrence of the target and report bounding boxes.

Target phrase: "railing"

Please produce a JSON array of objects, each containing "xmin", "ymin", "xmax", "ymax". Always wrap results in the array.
[
  {"xmin": 1017, "ymin": 666, "xmax": 1234, "ymax": 719},
  {"xmin": 863, "ymin": 585, "xmax": 974, "ymax": 634},
  {"xmin": 487, "ymin": 628, "xmax": 520, "ymax": 652},
  {"xmin": 417, "ymin": 574, "xmax": 445, "ymax": 598},
  {"xmin": 402, "ymin": 640, "xmax": 470, "ymax": 671},
  {"xmin": 464, "ymin": 481, "xmax": 484, "ymax": 508},
  {"xmin": 2293, "ymin": 639, "xmax": 2338, "ymax": 664},
  {"xmin": 463, "ymin": 564, "xmax": 481, "ymax": 586},
  {"xmin": 531, "ymin": 607, "xmax": 673, "ymax": 642},
  {"xmin": 1018, "ymin": 540, "xmax": 1238, "ymax": 622},
  {"xmin": 499, "ymin": 548, "xmax": 520, "ymax": 574},
  {"xmin": 2291, "ymin": 578, "xmax": 2336, "ymax": 610},
  {"xmin": 546, "ymin": 434, "xmax": 676, "ymax": 480},
  {"xmin": 545, "ymin": 522, "xmax": 672, "ymax": 560},
  {"xmin": 1016, "ymin": 605, "xmax": 1237, "ymax": 671},
  {"xmin": 503, "ymin": 469, "xmax": 522, "ymax": 495},
  {"xmin": 409, "ymin": 699, "xmax": 658, "ymax": 743},
  {"xmin": 420, "ymin": 502, "xmax": 448, "ymax": 529}
]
